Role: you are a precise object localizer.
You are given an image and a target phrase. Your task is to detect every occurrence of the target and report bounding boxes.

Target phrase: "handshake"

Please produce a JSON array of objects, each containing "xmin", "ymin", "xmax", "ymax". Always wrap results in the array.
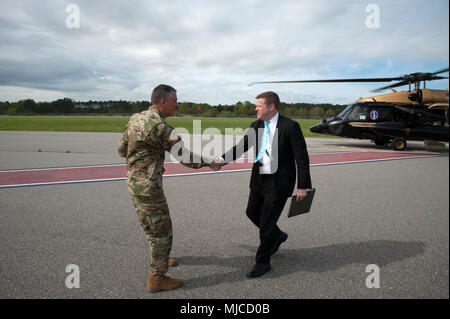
[{"xmin": 208, "ymin": 157, "xmax": 224, "ymax": 171}]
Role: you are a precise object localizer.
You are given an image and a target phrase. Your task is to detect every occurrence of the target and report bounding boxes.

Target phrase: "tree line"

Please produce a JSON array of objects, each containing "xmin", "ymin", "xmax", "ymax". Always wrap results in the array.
[{"xmin": 0, "ymin": 98, "xmax": 347, "ymax": 119}]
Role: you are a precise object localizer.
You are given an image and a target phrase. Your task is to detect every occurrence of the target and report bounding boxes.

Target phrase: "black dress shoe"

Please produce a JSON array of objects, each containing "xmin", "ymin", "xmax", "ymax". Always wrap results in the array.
[
  {"xmin": 270, "ymin": 232, "xmax": 288, "ymax": 255},
  {"xmin": 246, "ymin": 263, "xmax": 271, "ymax": 278}
]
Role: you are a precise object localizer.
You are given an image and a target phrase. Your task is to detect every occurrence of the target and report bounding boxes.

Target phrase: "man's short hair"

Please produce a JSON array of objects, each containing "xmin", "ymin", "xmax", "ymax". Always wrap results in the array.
[
  {"xmin": 151, "ymin": 84, "xmax": 177, "ymax": 105},
  {"xmin": 256, "ymin": 91, "xmax": 280, "ymax": 110}
]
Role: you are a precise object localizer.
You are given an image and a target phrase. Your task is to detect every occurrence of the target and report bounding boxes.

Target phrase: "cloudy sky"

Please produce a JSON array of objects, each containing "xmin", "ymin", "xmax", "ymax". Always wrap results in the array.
[{"xmin": 0, "ymin": 0, "xmax": 448, "ymax": 104}]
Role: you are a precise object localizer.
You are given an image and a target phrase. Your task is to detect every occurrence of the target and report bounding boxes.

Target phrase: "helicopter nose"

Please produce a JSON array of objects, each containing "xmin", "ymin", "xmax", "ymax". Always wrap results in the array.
[{"xmin": 310, "ymin": 122, "xmax": 326, "ymax": 134}]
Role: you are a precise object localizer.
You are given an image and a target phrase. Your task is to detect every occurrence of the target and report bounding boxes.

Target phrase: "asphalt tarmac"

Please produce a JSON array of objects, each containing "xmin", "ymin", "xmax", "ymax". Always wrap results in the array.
[{"xmin": 0, "ymin": 131, "xmax": 448, "ymax": 299}]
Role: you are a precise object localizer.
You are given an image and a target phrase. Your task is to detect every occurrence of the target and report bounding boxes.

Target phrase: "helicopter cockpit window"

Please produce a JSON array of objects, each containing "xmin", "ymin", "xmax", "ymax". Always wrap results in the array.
[
  {"xmin": 337, "ymin": 105, "xmax": 352, "ymax": 119},
  {"xmin": 347, "ymin": 104, "xmax": 369, "ymax": 121}
]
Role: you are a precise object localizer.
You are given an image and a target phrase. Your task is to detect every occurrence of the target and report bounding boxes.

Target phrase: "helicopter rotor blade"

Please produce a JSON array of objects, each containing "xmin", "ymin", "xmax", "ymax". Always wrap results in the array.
[
  {"xmin": 432, "ymin": 67, "xmax": 449, "ymax": 76},
  {"xmin": 372, "ymin": 75, "xmax": 449, "ymax": 92},
  {"xmin": 371, "ymin": 76, "xmax": 448, "ymax": 92},
  {"xmin": 249, "ymin": 67, "xmax": 449, "ymax": 90},
  {"xmin": 431, "ymin": 76, "xmax": 449, "ymax": 80},
  {"xmin": 371, "ymin": 81, "xmax": 411, "ymax": 92},
  {"xmin": 249, "ymin": 77, "xmax": 403, "ymax": 86}
]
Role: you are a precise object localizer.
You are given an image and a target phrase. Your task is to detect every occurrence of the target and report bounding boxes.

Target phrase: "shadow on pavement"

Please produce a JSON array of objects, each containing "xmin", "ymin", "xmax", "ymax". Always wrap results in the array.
[{"xmin": 178, "ymin": 240, "xmax": 425, "ymax": 290}]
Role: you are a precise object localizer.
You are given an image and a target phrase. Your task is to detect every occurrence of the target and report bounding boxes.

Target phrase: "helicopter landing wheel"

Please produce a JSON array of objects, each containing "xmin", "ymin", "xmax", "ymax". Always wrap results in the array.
[{"xmin": 392, "ymin": 138, "xmax": 407, "ymax": 151}]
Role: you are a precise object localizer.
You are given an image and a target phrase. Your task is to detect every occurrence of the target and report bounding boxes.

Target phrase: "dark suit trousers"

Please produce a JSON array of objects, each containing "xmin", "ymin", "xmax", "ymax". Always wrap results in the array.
[{"xmin": 246, "ymin": 175, "xmax": 289, "ymax": 264}]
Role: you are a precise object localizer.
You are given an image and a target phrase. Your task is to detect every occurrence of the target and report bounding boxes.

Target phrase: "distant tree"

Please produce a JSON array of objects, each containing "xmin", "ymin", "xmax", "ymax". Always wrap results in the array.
[
  {"xmin": 282, "ymin": 106, "xmax": 295, "ymax": 117},
  {"xmin": 203, "ymin": 107, "xmax": 219, "ymax": 117},
  {"xmin": 310, "ymin": 106, "xmax": 324, "ymax": 119},
  {"xmin": 0, "ymin": 98, "xmax": 347, "ymax": 116},
  {"xmin": 22, "ymin": 99, "xmax": 36, "ymax": 113},
  {"xmin": 235, "ymin": 101, "xmax": 243, "ymax": 113},
  {"xmin": 235, "ymin": 101, "xmax": 253, "ymax": 117},
  {"xmin": 35, "ymin": 102, "xmax": 51, "ymax": 114},
  {"xmin": 325, "ymin": 109, "xmax": 336, "ymax": 118},
  {"xmin": 244, "ymin": 101, "xmax": 255, "ymax": 116},
  {"xmin": 130, "ymin": 101, "xmax": 149, "ymax": 114},
  {"xmin": 178, "ymin": 102, "xmax": 191, "ymax": 115},
  {"xmin": 295, "ymin": 107, "xmax": 310, "ymax": 118},
  {"xmin": 10, "ymin": 101, "xmax": 25, "ymax": 114},
  {"xmin": 0, "ymin": 101, "xmax": 8, "ymax": 114},
  {"xmin": 52, "ymin": 98, "xmax": 75, "ymax": 114}
]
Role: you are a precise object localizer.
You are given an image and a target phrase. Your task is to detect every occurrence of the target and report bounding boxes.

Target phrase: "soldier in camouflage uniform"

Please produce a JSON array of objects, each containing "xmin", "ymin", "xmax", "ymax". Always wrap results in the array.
[{"xmin": 117, "ymin": 84, "xmax": 219, "ymax": 293}]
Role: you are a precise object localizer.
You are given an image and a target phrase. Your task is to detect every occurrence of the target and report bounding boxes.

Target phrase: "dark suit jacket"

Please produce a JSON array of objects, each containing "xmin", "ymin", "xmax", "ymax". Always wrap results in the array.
[{"xmin": 221, "ymin": 114, "xmax": 312, "ymax": 197}]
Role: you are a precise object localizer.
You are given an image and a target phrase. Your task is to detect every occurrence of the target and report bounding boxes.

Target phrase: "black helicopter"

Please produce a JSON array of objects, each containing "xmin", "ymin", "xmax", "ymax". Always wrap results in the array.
[
  {"xmin": 251, "ymin": 68, "xmax": 449, "ymax": 151},
  {"xmin": 309, "ymin": 101, "xmax": 448, "ymax": 151}
]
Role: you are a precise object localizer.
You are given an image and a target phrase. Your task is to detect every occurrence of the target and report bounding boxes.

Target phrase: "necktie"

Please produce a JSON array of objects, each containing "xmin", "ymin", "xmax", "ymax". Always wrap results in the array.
[{"xmin": 255, "ymin": 121, "xmax": 271, "ymax": 162}]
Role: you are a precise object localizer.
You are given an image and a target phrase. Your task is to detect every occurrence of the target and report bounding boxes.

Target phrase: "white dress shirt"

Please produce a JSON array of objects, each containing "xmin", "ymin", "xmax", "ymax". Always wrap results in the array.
[{"xmin": 259, "ymin": 112, "xmax": 279, "ymax": 174}]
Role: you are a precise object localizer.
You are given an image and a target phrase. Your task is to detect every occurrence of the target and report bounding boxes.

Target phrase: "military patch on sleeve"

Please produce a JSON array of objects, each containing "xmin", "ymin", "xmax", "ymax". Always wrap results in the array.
[{"xmin": 169, "ymin": 129, "xmax": 179, "ymax": 143}]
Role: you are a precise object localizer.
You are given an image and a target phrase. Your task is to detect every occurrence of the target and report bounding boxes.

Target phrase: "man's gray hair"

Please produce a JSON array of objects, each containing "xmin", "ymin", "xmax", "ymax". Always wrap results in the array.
[{"xmin": 151, "ymin": 84, "xmax": 177, "ymax": 105}]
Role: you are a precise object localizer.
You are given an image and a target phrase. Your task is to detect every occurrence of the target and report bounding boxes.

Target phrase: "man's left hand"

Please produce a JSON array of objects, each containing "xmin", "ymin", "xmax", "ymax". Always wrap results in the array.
[{"xmin": 296, "ymin": 189, "xmax": 307, "ymax": 201}]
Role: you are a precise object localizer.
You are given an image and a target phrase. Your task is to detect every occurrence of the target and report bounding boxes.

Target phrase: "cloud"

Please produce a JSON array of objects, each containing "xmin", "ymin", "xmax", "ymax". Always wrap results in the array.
[{"xmin": 0, "ymin": 0, "xmax": 448, "ymax": 104}]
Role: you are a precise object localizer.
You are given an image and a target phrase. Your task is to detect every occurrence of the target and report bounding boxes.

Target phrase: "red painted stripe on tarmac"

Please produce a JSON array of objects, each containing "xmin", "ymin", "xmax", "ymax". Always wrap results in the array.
[{"xmin": 0, "ymin": 151, "xmax": 438, "ymax": 188}]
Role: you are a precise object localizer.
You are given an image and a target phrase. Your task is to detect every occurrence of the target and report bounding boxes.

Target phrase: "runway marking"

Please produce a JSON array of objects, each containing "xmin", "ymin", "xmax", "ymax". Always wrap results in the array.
[{"xmin": 0, "ymin": 151, "xmax": 443, "ymax": 189}]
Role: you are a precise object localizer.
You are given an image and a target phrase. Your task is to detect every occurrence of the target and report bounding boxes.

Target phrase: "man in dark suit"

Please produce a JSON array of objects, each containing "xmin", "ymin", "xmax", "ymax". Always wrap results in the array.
[{"xmin": 216, "ymin": 91, "xmax": 312, "ymax": 278}]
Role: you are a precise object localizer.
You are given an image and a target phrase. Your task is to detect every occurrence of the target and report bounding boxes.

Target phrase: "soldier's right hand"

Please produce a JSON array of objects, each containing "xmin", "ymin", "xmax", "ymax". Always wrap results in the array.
[{"xmin": 209, "ymin": 157, "xmax": 223, "ymax": 171}]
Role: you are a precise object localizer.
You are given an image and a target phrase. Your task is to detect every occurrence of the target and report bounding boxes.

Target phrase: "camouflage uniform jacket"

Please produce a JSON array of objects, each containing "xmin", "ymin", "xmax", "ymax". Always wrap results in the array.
[{"xmin": 117, "ymin": 106, "xmax": 208, "ymax": 196}]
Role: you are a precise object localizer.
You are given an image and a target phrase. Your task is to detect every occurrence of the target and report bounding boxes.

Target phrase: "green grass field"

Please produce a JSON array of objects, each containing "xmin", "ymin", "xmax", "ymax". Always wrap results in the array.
[{"xmin": 0, "ymin": 116, "xmax": 325, "ymax": 137}]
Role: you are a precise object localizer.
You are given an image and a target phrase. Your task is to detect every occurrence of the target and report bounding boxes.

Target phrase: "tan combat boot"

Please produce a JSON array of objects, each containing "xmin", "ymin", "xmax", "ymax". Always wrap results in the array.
[
  {"xmin": 168, "ymin": 257, "xmax": 177, "ymax": 267},
  {"xmin": 147, "ymin": 272, "xmax": 183, "ymax": 293}
]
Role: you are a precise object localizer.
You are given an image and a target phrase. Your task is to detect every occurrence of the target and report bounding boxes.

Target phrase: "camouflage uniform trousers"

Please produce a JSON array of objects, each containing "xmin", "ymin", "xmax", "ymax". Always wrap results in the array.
[{"xmin": 131, "ymin": 193, "xmax": 172, "ymax": 275}]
